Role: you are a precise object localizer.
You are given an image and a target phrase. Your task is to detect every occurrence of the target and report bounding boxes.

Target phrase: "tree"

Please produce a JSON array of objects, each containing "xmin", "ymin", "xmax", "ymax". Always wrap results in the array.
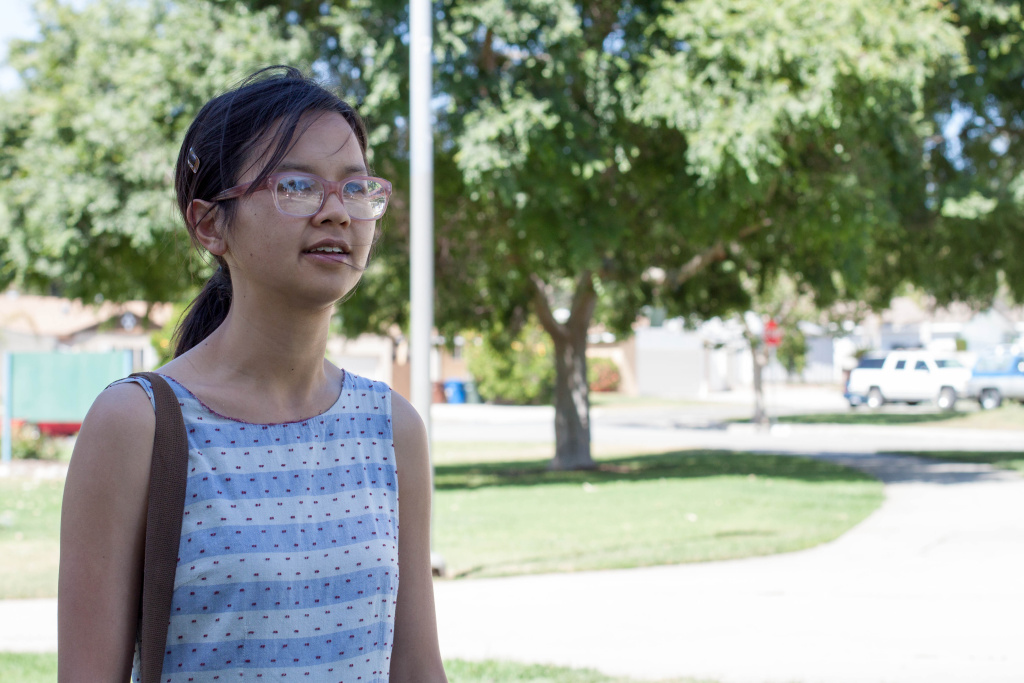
[
  {"xmin": 266, "ymin": 0, "xmax": 695, "ymax": 469},
  {"xmin": 0, "ymin": 0, "xmax": 312, "ymax": 303},
  {"xmin": 434, "ymin": 0, "xmax": 965, "ymax": 466},
  {"xmin": 4, "ymin": 0, "xmax": 1002, "ymax": 472},
  {"xmin": 624, "ymin": 0, "xmax": 969, "ymax": 421},
  {"xmin": 240, "ymin": 0, "xmax": 969, "ymax": 469},
  {"xmin": 920, "ymin": 0, "xmax": 1024, "ymax": 305}
]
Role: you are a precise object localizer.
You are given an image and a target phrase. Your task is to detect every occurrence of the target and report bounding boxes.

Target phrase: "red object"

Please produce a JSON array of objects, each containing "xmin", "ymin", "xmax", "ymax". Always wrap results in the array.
[
  {"xmin": 36, "ymin": 422, "xmax": 82, "ymax": 437},
  {"xmin": 764, "ymin": 319, "xmax": 782, "ymax": 347}
]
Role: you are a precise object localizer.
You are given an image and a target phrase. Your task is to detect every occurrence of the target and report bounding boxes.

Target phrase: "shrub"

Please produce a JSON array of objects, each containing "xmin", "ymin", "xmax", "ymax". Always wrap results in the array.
[
  {"xmin": 777, "ymin": 326, "xmax": 808, "ymax": 379},
  {"xmin": 464, "ymin": 323, "xmax": 555, "ymax": 405},
  {"xmin": 10, "ymin": 424, "xmax": 62, "ymax": 460},
  {"xmin": 587, "ymin": 357, "xmax": 621, "ymax": 392}
]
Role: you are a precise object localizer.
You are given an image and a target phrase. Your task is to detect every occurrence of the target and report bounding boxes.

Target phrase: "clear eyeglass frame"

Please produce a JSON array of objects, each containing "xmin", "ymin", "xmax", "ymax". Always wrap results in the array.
[{"xmin": 213, "ymin": 172, "xmax": 393, "ymax": 221}]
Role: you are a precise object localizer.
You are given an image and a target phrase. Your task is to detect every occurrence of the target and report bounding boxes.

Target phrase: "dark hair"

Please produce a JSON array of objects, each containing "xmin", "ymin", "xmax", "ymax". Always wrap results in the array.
[{"xmin": 173, "ymin": 65, "xmax": 370, "ymax": 357}]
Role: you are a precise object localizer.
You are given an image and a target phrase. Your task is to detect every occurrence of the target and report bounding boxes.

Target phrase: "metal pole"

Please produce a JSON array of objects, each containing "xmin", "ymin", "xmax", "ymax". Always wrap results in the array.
[
  {"xmin": 410, "ymin": 0, "xmax": 444, "ymax": 575},
  {"xmin": 2, "ymin": 353, "xmax": 13, "ymax": 464},
  {"xmin": 409, "ymin": 0, "xmax": 434, "ymax": 444}
]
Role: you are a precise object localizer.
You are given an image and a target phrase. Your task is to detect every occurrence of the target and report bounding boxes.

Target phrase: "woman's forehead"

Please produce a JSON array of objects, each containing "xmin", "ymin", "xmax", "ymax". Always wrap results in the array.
[
  {"xmin": 287, "ymin": 112, "xmax": 363, "ymax": 166},
  {"xmin": 242, "ymin": 111, "xmax": 364, "ymax": 180}
]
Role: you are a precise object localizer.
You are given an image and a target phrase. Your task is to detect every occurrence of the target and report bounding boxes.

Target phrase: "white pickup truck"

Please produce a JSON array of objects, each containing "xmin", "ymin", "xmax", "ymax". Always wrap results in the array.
[{"xmin": 844, "ymin": 350, "xmax": 971, "ymax": 410}]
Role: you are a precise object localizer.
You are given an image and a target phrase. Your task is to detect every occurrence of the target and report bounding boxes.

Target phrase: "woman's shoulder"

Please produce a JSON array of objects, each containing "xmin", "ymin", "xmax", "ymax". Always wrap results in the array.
[
  {"xmin": 336, "ymin": 369, "xmax": 425, "ymax": 466},
  {"xmin": 65, "ymin": 378, "xmax": 157, "ymax": 496},
  {"xmin": 84, "ymin": 378, "xmax": 157, "ymax": 444},
  {"xmin": 389, "ymin": 390, "xmax": 428, "ymax": 473}
]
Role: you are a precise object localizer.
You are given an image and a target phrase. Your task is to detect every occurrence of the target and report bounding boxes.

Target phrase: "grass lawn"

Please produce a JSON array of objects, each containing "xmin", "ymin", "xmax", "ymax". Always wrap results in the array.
[
  {"xmin": 0, "ymin": 478, "xmax": 64, "ymax": 600},
  {"xmin": 0, "ymin": 449, "xmax": 883, "ymax": 598},
  {"xmin": 0, "ymin": 653, "xmax": 58, "ymax": 683},
  {"xmin": 890, "ymin": 450, "xmax": 1024, "ymax": 473},
  {"xmin": 444, "ymin": 659, "xmax": 715, "ymax": 682},
  {"xmin": 0, "ymin": 653, "xmax": 713, "ymax": 683},
  {"xmin": 774, "ymin": 401, "xmax": 1024, "ymax": 429},
  {"xmin": 432, "ymin": 450, "xmax": 883, "ymax": 578}
]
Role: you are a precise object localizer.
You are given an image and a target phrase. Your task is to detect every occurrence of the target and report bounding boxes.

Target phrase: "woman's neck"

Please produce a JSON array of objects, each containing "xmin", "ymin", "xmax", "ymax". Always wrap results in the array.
[{"xmin": 166, "ymin": 298, "xmax": 341, "ymax": 423}]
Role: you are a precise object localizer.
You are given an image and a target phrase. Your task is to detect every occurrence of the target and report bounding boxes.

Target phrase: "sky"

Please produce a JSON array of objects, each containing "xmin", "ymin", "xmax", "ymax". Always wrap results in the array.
[
  {"xmin": 0, "ymin": 0, "xmax": 92, "ymax": 90},
  {"xmin": 0, "ymin": 0, "xmax": 38, "ymax": 90}
]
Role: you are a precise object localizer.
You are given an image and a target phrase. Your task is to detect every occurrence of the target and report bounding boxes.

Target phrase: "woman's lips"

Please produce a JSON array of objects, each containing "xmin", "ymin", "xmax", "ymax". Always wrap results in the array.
[{"xmin": 303, "ymin": 249, "xmax": 351, "ymax": 264}]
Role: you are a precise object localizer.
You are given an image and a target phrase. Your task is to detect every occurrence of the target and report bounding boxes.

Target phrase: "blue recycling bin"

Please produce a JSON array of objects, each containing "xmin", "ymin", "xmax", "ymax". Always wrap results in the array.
[{"xmin": 443, "ymin": 380, "xmax": 466, "ymax": 404}]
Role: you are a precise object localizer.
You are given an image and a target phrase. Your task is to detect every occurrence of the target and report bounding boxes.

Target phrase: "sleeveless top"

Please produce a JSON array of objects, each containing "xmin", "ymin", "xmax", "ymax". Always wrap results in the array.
[{"xmin": 118, "ymin": 372, "xmax": 400, "ymax": 683}]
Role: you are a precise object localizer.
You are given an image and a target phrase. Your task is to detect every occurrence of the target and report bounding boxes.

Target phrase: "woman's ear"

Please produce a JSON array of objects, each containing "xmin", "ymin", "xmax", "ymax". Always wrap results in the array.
[{"xmin": 188, "ymin": 199, "xmax": 228, "ymax": 256}]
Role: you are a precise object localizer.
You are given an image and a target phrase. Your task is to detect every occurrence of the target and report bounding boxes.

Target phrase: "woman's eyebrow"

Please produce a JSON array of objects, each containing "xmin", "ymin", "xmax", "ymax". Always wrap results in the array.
[{"xmin": 276, "ymin": 161, "xmax": 368, "ymax": 176}]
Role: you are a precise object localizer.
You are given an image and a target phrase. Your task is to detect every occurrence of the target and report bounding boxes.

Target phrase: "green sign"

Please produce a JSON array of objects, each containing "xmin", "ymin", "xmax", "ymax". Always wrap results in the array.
[{"xmin": 8, "ymin": 351, "xmax": 133, "ymax": 422}]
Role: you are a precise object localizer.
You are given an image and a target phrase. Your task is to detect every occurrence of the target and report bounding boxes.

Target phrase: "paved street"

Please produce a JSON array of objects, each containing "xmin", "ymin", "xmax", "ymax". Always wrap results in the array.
[{"xmin": 3, "ymin": 387, "xmax": 1023, "ymax": 682}]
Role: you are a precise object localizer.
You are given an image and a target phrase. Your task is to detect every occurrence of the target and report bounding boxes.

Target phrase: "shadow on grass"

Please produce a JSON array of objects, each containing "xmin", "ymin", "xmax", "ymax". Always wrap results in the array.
[
  {"xmin": 433, "ymin": 450, "xmax": 876, "ymax": 491},
  {"xmin": 767, "ymin": 411, "xmax": 968, "ymax": 426},
  {"xmin": 890, "ymin": 451, "xmax": 1024, "ymax": 472}
]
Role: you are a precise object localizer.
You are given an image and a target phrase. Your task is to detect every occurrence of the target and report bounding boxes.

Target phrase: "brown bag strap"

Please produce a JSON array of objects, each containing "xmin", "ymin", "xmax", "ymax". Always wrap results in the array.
[{"xmin": 131, "ymin": 372, "xmax": 188, "ymax": 683}]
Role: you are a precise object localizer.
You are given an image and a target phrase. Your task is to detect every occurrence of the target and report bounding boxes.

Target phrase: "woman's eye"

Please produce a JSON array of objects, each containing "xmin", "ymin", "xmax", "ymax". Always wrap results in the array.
[
  {"xmin": 280, "ymin": 177, "xmax": 318, "ymax": 193},
  {"xmin": 343, "ymin": 181, "xmax": 369, "ymax": 196}
]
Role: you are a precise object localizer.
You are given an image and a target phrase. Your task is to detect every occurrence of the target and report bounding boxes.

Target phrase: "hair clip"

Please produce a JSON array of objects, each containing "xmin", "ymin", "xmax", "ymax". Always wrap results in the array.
[{"xmin": 187, "ymin": 147, "xmax": 201, "ymax": 173}]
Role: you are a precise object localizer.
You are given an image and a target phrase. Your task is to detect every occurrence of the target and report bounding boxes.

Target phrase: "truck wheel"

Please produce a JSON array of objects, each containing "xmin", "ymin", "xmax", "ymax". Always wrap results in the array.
[
  {"xmin": 979, "ymin": 389, "xmax": 1002, "ymax": 411},
  {"xmin": 866, "ymin": 387, "xmax": 884, "ymax": 409},
  {"xmin": 937, "ymin": 387, "xmax": 957, "ymax": 411}
]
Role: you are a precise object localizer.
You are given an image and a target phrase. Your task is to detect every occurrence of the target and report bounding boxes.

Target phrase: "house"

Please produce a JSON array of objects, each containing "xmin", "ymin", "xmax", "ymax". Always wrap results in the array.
[
  {"xmin": 607, "ymin": 296, "xmax": 1024, "ymax": 399},
  {"xmin": 0, "ymin": 292, "xmax": 173, "ymax": 369}
]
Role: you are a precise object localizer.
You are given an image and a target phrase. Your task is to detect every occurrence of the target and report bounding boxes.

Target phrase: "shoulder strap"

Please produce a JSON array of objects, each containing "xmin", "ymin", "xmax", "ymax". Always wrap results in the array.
[{"xmin": 131, "ymin": 372, "xmax": 188, "ymax": 683}]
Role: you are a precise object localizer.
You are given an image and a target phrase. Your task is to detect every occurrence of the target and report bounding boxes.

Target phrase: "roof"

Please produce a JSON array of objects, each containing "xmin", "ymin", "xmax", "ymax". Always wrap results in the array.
[{"xmin": 0, "ymin": 293, "xmax": 173, "ymax": 339}]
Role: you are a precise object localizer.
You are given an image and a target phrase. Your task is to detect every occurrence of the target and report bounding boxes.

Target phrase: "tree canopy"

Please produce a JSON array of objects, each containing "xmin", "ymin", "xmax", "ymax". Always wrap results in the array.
[
  {"xmin": 0, "ymin": 0, "xmax": 311, "ymax": 302},
  {"xmin": 631, "ymin": 0, "xmax": 965, "ymax": 313},
  {"xmin": 1, "ymin": 0, "xmax": 1018, "ymax": 469},
  {"xmin": 921, "ymin": 0, "xmax": 1024, "ymax": 304},
  {"xmin": 335, "ymin": 0, "xmax": 969, "ymax": 467}
]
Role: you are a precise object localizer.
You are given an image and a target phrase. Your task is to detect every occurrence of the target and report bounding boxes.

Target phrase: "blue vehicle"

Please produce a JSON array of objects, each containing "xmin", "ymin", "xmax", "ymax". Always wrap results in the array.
[{"xmin": 965, "ymin": 352, "xmax": 1024, "ymax": 410}]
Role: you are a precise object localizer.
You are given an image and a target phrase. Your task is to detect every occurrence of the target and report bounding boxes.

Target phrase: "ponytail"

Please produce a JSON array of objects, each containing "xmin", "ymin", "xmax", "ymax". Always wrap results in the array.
[{"xmin": 174, "ymin": 265, "xmax": 232, "ymax": 357}]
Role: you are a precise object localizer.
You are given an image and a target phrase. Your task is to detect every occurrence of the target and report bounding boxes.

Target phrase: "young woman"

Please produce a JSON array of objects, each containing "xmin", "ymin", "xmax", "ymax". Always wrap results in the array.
[{"xmin": 58, "ymin": 66, "xmax": 447, "ymax": 682}]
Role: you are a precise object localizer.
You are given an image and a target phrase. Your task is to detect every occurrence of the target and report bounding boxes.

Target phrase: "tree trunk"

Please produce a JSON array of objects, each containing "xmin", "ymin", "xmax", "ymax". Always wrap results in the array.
[
  {"xmin": 550, "ymin": 319, "xmax": 592, "ymax": 470},
  {"xmin": 531, "ymin": 272, "xmax": 598, "ymax": 470}
]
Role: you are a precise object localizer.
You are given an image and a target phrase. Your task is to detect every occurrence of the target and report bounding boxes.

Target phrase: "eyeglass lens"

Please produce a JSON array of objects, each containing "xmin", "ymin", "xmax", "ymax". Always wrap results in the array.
[{"xmin": 275, "ymin": 176, "xmax": 388, "ymax": 219}]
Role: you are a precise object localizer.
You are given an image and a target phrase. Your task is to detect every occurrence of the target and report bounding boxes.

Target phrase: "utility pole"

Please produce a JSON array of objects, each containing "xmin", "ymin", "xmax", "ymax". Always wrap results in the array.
[
  {"xmin": 409, "ymin": 0, "xmax": 444, "ymax": 576},
  {"xmin": 409, "ymin": 0, "xmax": 434, "ymax": 444}
]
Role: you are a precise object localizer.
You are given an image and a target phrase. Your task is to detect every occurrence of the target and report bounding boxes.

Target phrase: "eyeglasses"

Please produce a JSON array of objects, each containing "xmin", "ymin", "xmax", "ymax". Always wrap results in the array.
[{"xmin": 213, "ymin": 172, "xmax": 392, "ymax": 220}]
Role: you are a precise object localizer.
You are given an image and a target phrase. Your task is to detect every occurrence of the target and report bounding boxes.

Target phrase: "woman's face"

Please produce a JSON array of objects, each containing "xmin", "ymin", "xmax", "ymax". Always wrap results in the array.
[{"xmin": 218, "ymin": 112, "xmax": 376, "ymax": 310}]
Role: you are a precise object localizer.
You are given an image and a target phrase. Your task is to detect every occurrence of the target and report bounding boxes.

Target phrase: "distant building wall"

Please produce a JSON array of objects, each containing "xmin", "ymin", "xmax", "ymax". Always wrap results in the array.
[
  {"xmin": 0, "ymin": 329, "xmax": 58, "ymax": 354},
  {"xmin": 326, "ymin": 334, "xmax": 394, "ymax": 386},
  {"xmin": 880, "ymin": 325, "xmax": 924, "ymax": 351},
  {"xmin": 802, "ymin": 335, "xmax": 837, "ymax": 383},
  {"xmin": 961, "ymin": 311, "xmax": 1016, "ymax": 351},
  {"xmin": 635, "ymin": 327, "xmax": 705, "ymax": 398}
]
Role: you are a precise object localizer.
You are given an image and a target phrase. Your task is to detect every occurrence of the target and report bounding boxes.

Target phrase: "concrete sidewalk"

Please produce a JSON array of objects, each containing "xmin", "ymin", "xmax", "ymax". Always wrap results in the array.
[{"xmin": 0, "ymin": 599, "xmax": 57, "ymax": 653}]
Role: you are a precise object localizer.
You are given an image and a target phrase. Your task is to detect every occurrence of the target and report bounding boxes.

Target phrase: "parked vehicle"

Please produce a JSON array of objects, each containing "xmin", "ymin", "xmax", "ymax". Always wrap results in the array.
[
  {"xmin": 965, "ymin": 352, "xmax": 1024, "ymax": 410},
  {"xmin": 845, "ymin": 350, "xmax": 971, "ymax": 410}
]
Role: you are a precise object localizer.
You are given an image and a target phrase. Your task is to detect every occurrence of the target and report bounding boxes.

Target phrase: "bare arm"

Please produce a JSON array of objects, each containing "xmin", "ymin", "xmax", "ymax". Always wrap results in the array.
[
  {"xmin": 58, "ymin": 382, "xmax": 155, "ymax": 682},
  {"xmin": 388, "ymin": 392, "xmax": 447, "ymax": 682}
]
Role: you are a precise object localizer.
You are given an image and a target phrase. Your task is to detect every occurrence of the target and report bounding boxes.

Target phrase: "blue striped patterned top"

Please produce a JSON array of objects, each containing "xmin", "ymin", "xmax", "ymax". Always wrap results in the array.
[{"xmin": 120, "ymin": 372, "xmax": 399, "ymax": 682}]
